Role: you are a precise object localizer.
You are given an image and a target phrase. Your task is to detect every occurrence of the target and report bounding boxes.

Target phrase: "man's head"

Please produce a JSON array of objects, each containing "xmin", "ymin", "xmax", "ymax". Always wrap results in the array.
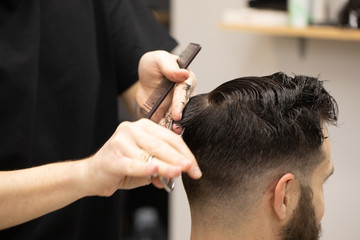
[{"xmin": 179, "ymin": 72, "xmax": 338, "ymax": 240}]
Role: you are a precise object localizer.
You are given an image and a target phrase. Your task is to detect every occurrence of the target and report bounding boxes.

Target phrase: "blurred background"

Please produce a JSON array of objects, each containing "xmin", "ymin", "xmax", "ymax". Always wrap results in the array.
[{"xmin": 121, "ymin": 0, "xmax": 360, "ymax": 239}]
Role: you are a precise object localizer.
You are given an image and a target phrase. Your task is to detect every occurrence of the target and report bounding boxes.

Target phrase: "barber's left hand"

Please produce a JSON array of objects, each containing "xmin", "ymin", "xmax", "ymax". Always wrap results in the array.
[{"xmin": 137, "ymin": 50, "xmax": 197, "ymax": 134}]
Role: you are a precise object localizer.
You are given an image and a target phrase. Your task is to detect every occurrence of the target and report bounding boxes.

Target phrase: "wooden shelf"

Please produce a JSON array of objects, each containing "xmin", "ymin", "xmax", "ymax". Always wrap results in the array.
[{"xmin": 219, "ymin": 23, "xmax": 360, "ymax": 42}]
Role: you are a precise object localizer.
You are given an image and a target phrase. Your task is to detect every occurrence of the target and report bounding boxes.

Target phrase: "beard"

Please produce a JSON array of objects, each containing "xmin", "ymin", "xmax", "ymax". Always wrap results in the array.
[{"xmin": 280, "ymin": 185, "xmax": 321, "ymax": 240}]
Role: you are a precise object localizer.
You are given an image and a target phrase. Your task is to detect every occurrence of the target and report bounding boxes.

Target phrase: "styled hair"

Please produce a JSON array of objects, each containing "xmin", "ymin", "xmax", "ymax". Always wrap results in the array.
[{"xmin": 180, "ymin": 72, "xmax": 338, "ymax": 210}]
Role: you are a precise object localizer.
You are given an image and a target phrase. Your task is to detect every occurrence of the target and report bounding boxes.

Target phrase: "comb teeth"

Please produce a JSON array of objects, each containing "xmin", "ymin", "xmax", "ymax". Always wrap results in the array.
[
  {"xmin": 140, "ymin": 101, "xmax": 153, "ymax": 117},
  {"xmin": 142, "ymin": 80, "xmax": 174, "ymax": 118}
]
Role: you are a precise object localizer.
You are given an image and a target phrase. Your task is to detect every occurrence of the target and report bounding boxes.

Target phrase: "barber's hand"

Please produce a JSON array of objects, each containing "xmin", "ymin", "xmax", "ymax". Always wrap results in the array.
[
  {"xmin": 84, "ymin": 119, "xmax": 202, "ymax": 196},
  {"xmin": 137, "ymin": 50, "xmax": 197, "ymax": 134}
]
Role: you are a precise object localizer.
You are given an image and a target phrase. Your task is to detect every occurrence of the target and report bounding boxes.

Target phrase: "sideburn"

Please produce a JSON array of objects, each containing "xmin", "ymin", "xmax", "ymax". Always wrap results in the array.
[{"xmin": 280, "ymin": 185, "xmax": 321, "ymax": 240}]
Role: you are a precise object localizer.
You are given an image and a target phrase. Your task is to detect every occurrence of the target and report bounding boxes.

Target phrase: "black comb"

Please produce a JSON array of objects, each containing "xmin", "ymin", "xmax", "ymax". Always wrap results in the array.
[{"xmin": 139, "ymin": 43, "xmax": 201, "ymax": 119}]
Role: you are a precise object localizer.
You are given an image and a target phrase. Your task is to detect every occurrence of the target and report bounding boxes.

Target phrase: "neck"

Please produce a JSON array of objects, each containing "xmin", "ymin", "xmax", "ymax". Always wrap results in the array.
[{"xmin": 189, "ymin": 203, "xmax": 280, "ymax": 240}]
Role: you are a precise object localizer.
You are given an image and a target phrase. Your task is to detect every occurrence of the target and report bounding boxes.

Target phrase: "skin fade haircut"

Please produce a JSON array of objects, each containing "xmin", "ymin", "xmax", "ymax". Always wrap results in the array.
[{"xmin": 179, "ymin": 72, "xmax": 338, "ymax": 215}]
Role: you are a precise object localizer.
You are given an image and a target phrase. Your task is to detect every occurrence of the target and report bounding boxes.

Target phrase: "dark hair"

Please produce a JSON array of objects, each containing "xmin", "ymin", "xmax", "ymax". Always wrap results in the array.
[{"xmin": 180, "ymin": 72, "xmax": 338, "ymax": 209}]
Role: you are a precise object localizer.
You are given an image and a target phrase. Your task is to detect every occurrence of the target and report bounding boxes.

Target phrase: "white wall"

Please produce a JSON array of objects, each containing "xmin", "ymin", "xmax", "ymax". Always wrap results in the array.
[{"xmin": 170, "ymin": 0, "xmax": 360, "ymax": 239}]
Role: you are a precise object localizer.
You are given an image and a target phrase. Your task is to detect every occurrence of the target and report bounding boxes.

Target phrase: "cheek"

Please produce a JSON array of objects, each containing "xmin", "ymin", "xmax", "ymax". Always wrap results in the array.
[{"xmin": 313, "ymin": 188, "xmax": 325, "ymax": 222}]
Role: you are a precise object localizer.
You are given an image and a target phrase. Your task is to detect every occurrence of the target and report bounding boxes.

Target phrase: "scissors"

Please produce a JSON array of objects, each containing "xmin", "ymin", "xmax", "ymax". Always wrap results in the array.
[{"xmin": 140, "ymin": 43, "xmax": 201, "ymax": 192}]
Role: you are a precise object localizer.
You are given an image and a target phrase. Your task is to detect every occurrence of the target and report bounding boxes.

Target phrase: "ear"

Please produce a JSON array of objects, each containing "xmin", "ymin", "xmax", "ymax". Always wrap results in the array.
[{"xmin": 273, "ymin": 173, "xmax": 298, "ymax": 220}]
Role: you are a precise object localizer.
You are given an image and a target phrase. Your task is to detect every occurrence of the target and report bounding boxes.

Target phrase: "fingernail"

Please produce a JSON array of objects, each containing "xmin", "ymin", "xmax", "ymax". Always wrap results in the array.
[
  {"xmin": 191, "ymin": 166, "xmax": 202, "ymax": 179},
  {"xmin": 175, "ymin": 110, "xmax": 182, "ymax": 120}
]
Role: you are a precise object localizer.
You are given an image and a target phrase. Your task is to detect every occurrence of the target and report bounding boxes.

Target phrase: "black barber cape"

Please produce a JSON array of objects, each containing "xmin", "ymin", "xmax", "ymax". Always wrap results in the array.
[{"xmin": 0, "ymin": 0, "xmax": 176, "ymax": 239}]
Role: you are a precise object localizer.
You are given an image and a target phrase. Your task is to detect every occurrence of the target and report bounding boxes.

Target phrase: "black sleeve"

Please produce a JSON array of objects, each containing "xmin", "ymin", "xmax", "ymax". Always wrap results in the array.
[{"xmin": 105, "ymin": 0, "xmax": 177, "ymax": 94}]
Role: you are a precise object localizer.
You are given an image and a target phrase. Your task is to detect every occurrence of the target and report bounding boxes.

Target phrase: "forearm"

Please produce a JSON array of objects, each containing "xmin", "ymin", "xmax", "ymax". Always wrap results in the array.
[{"xmin": 0, "ymin": 159, "xmax": 89, "ymax": 230}]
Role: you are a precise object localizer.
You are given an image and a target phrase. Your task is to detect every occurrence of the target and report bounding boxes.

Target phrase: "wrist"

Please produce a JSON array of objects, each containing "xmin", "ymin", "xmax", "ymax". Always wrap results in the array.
[{"xmin": 69, "ymin": 159, "xmax": 96, "ymax": 198}]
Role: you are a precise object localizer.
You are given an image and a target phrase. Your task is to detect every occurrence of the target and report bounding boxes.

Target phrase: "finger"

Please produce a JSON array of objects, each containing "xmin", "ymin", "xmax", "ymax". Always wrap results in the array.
[
  {"xmin": 147, "ymin": 156, "xmax": 182, "ymax": 178},
  {"xmin": 112, "ymin": 140, "xmax": 182, "ymax": 179},
  {"xmin": 149, "ymin": 176, "xmax": 164, "ymax": 189},
  {"xmin": 119, "ymin": 175, "xmax": 156, "ymax": 190},
  {"xmin": 157, "ymin": 110, "xmax": 184, "ymax": 135},
  {"xmin": 171, "ymin": 122, "xmax": 184, "ymax": 135},
  {"xmin": 119, "ymin": 176, "xmax": 153, "ymax": 190},
  {"xmin": 122, "ymin": 119, "xmax": 202, "ymax": 179},
  {"xmin": 152, "ymin": 51, "xmax": 190, "ymax": 83},
  {"xmin": 138, "ymin": 128, "xmax": 194, "ymax": 169},
  {"xmin": 116, "ymin": 120, "xmax": 192, "ymax": 166},
  {"xmin": 141, "ymin": 125, "xmax": 202, "ymax": 180},
  {"xmin": 139, "ymin": 120, "xmax": 202, "ymax": 179},
  {"xmin": 142, "ymin": 135, "xmax": 192, "ymax": 172},
  {"xmin": 107, "ymin": 124, "xmax": 150, "ymax": 164},
  {"xmin": 184, "ymin": 165, "xmax": 202, "ymax": 180},
  {"xmin": 114, "ymin": 155, "xmax": 159, "ymax": 178},
  {"xmin": 150, "ymin": 176, "xmax": 176, "ymax": 190},
  {"xmin": 158, "ymin": 109, "xmax": 173, "ymax": 128},
  {"xmin": 131, "ymin": 119, "xmax": 193, "ymax": 156},
  {"xmin": 171, "ymin": 70, "xmax": 197, "ymax": 121}
]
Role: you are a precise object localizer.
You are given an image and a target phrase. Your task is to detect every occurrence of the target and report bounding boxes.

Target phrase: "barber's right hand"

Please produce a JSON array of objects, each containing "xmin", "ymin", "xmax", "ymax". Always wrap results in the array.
[{"xmin": 83, "ymin": 119, "xmax": 202, "ymax": 197}]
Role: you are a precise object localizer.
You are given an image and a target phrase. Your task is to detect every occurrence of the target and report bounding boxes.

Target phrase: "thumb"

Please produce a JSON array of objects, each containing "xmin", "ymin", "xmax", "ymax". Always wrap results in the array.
[{"xmin": 157, "ymin": 52, "xmax": 190, "ymax": 83}]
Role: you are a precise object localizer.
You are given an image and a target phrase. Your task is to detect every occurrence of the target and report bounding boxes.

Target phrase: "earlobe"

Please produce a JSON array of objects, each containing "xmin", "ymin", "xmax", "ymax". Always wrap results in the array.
[{"xmin": 273, "ymin": 173, "xmax": 296, "ymax": 220}]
